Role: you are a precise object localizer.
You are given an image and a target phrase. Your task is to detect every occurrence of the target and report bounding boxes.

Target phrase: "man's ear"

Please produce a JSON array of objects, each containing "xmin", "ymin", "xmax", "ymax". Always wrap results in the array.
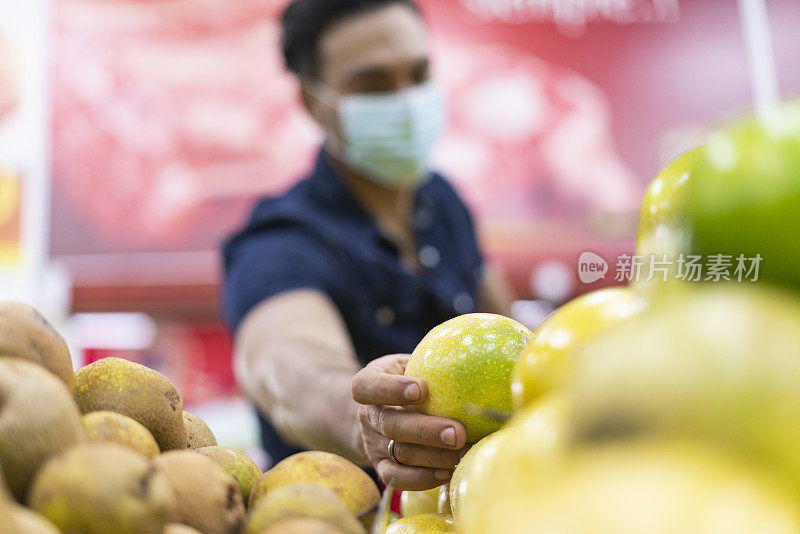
[{"xmin": 299, "ymin": 81, "xmax": 326, "ymax": 125}]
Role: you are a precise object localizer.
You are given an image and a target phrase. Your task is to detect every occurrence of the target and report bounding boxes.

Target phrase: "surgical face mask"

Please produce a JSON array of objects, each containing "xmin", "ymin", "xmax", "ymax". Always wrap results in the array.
[{"xmin": 323, "ymin": 82, "xmax": 447, "ymax": 187}]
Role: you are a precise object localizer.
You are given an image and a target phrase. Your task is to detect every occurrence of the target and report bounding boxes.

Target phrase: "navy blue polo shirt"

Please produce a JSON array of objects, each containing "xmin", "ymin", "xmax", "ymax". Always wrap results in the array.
[{"xmin": 222, "ymin": 149, "xmax": 484, "ymax": 465}]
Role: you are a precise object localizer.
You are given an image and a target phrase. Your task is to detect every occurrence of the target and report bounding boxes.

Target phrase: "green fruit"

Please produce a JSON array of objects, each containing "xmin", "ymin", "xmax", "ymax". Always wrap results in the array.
[
  {"xmin": 571, "ymin": 285, "xmax": 800, "ymax": 496},
  {"xmin": 258, "ymin": 517, "xmax": 349, "ymax": 533},
  {"xmin": 635, "ymin": 148, "xmax": 699, "ymax": 257},
  {"xmin": 246, "ymin": 483, "xmax": 365, "ymax": 534},
  {"xmin": 386, "ymin": 513, "xmax": 454, "ymax": 533},
  {"xmin": 511, "ymin": 287, "xmax": 645, "ymax": 409},
  {"xmin": 400, "ymin": 487, "xmax": 440, "ymax": 517},
  {"xmin": 249, "ymin": 451, "xmax": 379, "ymax": 529},
  {"xmin": 462, "ymin": 439, "xmax": 800, "ymax": 534},
  {"xmin": 28, "ymin": 443, "xmax": 174, "ymax": 534},
  {"xmin": 72, "ymin": 357, "xmax": 188, "ymax": 450},
  {"xmin": 0, "ymin": 302, "xmax": 74, "ymax": 384},
  {"xmin": 83, "ymin": 411, "xmax": 160, "ymax": 458},
  {"xmin": 405, "ymin": 314, "xmax": 533, "ymax": 442},
  {"xmin": 154, "ymin": 450, "xmax": 245, "ymax": 534},
  {"xmin": 686, "ymin": 101, "xmax": 800, "ymax": 293},
  {"xmin": 196, "ymin": 446, "xmax": 262, "ymax": 502},
  {"xmin": 183, "ymin": 411, "xmax": 217, "ymax": 448},
  {"xmin": 0, "ymin": 359, "xmax": 84, "ymax": 501}
]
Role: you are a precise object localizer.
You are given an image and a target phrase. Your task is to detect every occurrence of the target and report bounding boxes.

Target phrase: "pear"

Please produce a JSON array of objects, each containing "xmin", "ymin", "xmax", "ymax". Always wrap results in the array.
[
  {"xmin": 154, "ymin": 450, "xmax": 245, "ymax": 534},
  {"xmin": 0, "ymin": 301, "xmax": 73, "ymax": 384},
  {"xmin": 436, "ymin": 485, "xmax": 451, "ymax": 516},
  {"xmin": 249, "ymin": 451, "xmax": 379, "ymax": 529},
  {"xmin": 400, "ymin": 487, "xmax": 440, "ymax": 517},
  {"xmin": 83, "ymin": 411, "xmax": 160, "ymax": 458},
  {"xmin": 28, "ymin": 443, "xmax": 174, "ymax": 534},
  {"xmin": 259, "ymin": 517, "xmax": 349, "ymax": 533},
  {"xmin": 8, "ymin": 506, "xmax": 61, "ymax": 534},
  {"xmin": 386, "ymin": 513, "xmax": 454, "ymax": 534},
  {"xmin": 454, "ymin": 395, "xmax": 567, "ymax": 522},
  {"xmin": 570, "ymin": 285, "xmax": 800, "ymax": 496},
  {"xmin": 405, "ymin": 314, "xmax": 533, "ymax": 442},
  {"xmin": 0, "ymin": 359, "xmax": 84, "ymax": 501},
  {"xmin": 461, "ymin": 439, "xmax": 800, "ymax": 534},
  {"xmin": 165, "ymin": 524, "xmax": 203, "ymax": 534},
  {"xmin": 72, "ymin": 357, "xmax": 188, "ymax": 450},
  {"xmin": 183, "ymin": 411, "xmax": 217, "ymax": 448},
  {"xmin": 246, "ymin": 483, "xmax": 365, "ymax": 534},
  {"xmin": 195, "ymin": 446, "xmax": 261, "ymax": 501}
]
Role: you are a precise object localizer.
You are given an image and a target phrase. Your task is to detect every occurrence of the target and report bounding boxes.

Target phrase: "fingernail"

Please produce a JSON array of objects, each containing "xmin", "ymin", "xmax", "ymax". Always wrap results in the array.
[
  {"xmin": 440, "ymin": 427, "xmax": 456, "ymax": 447},
  {"xmin": 434, "ymin": 469, "xmax": 451, "ymax": 481},
  {"xmin": 404, "ymin": 383, "xmax": 421, "ymax": 402}
]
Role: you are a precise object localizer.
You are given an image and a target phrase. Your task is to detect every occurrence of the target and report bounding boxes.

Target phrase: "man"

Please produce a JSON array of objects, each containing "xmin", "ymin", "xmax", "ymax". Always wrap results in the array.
[{"xmin": 222, "ymin": 0, "xmax": 512, "ymax": 490}]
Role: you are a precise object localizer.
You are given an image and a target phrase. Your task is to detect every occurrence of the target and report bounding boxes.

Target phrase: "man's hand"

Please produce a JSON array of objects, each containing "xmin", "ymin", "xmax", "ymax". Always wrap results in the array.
[{"xmin": 352, "ymin": 354, "xmax": 468, "ymax": 491}]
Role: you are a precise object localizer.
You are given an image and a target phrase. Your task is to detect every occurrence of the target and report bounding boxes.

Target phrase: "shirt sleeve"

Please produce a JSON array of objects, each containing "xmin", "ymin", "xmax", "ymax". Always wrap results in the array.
[{"xmin": 222, "ymin": 225, "xmax": 342, "ymax": 333}]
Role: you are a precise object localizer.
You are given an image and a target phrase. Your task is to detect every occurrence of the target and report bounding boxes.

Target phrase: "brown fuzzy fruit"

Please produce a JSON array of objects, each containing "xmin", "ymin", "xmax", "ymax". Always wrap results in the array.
[
  {"xmin": 155, "ymin": 450, "xmax": 245, "ymax": 534},
  {"xmin": 72, "ymin": 357, "xmax": 188, "ymax": 450},
  {"xmin": 28, "ymin": 444, "xmax": 174, "ymax": 534},
  {"xmin": 0, "ymin": 359, "xmax": 84, "ymax": 501},
  {"xmin": 83, "ymin": 411, "xmax": 160, "ymax": 458},
  {"xmin": 183, "ymin": 411, "xmax": 217, "ymax": 449},
  {"xmin": 0, "ymin": 302, "xmax": 73, "ymax": 385},
  {"xmin": 195, "ymin": 446, "xmax": 261, "ymax": 502}
]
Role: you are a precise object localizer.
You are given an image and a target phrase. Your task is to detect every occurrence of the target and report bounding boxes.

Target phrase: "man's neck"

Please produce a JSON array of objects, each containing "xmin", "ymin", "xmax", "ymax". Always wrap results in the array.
[{"xmin": 326, "ymin": 152, "xmax": 416, "ymax": 233}]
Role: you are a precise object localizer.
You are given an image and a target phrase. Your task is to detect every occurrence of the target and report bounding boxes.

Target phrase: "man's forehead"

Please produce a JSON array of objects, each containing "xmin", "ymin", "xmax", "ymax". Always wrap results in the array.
[{"xmin": 319, "ymin": 4, "xmax": 429, "ymax": 85}]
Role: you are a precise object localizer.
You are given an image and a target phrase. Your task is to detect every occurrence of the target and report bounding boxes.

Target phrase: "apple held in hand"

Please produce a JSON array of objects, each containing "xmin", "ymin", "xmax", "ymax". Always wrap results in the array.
[
  {"xmin": 686, "ymin": 101, "xmax": 800, "ymax": 293},
  {"xmin": 511, "ymin": 287, "xmax": 646, "ymax": 410},
  {"xmin": 405, "ymin": 314, "xmax": 533, "ymax": 443}
]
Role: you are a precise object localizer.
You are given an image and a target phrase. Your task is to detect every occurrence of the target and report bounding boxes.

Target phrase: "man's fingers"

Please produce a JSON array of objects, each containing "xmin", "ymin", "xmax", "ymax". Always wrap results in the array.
[
  {"xmin": 367, "ymin": 408, "xmax": 467, "ymax": 450},
  {"xmin": 391, "ymin": 442, "xmax": 465, "ymax": 469},
  {"xmin": 352, "ymin": 360, "xmax": 427, "ymax": 406},
  {"xmin": 376, "ymin": 459, "xmax": 452, "ymax": 491}
]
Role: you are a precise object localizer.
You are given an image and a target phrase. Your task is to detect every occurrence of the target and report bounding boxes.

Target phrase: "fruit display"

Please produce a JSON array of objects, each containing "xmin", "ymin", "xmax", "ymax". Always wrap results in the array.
[{"xmin": 404, "ymin": 313, "xmax": 533, "ymax": 442}]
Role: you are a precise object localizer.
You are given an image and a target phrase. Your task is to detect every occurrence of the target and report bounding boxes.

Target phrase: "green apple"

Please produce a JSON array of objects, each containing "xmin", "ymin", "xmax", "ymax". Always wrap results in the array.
[
  {"xmin": 511, "ymin": 287, "xmax": 646, "ymax": 409},
  {"xmin": 685, "ymin": 100, "xmax": 800, "ymax": 293},
  {"xmin": 400, "ymin": 487, "xmax": 440, "ymax": 518},
  {"xmin": 386, "ymin": 513, "xmax": 454, "ymax": 533},
  {"xmin": 405, "ymin": 314, "xmax": 533, "ymax": 442},
  {"xmin": 461, "ymin": 438, "xmax": 800, "ymax": 534},
  {"xmin": 570, "ymin": 284, "xmax": 800, "ymax": 496}
]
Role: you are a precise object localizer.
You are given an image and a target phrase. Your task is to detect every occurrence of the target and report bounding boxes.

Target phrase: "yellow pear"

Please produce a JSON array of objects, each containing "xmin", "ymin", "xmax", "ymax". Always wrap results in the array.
[
  {"xmin": 400, "ymin": 487, "xmax": 440, "ymax": 517},
  {"xmin": 455, "ymin": 395, "xmax": 567, "ymax": 523},
  {"xmin": 386, "ymin": 513, "xmax": 454, "ymax": 533},
  {"xmin": 249, "ymin": 451, "xmax": 379, "ymax": 528},
  {"xmin": 72, "ymin": 357, "xmax": 188, "ymax": 450},
  {"xmin": 164, "ymin": 524, "xmax": 203, "ymax": 534},
  {"xmin": 461, "ymin": 439, "xmax": 800, "ymax": 534},
  {"xmin": 511, "ymin": 287, "xmax": 645, "ymax": 409},
  {"xmin": 83, "ymin": 411, "xmax": 160, "ymax": 458},
  {"xmin": 0, "ymin": 359, "xmax": 84, "ymax": 501},
  {"xmin": 405, "ymin": 314, "xmax": 533, "ymax": 442},
  {"xmin": 258, "ymin": 517, "xmax": 348, "ymax": 533},
  {"xmin": 246, "ymin": 483, "xmax": 365, "ymax": 534},
  {"xmin": 0, "ymin": 302, "xmax": 73, "ymax": 384},
  {"xmin": 196, "ymin": 446, "xmax": 262, "ymax": 502}
]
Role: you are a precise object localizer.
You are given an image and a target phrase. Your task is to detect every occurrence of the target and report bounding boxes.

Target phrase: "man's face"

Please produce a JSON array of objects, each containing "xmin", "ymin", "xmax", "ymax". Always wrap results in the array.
[{"xmin": 302, "ymin": 4, "xmax": 431, "ymax": 148}]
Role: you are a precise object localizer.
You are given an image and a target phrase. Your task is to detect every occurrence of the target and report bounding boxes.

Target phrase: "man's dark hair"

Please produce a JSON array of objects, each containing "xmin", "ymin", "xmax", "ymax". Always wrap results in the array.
[{"xmin": 281, "ymin": 0, "xmax": 421, "ymax": 80}]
